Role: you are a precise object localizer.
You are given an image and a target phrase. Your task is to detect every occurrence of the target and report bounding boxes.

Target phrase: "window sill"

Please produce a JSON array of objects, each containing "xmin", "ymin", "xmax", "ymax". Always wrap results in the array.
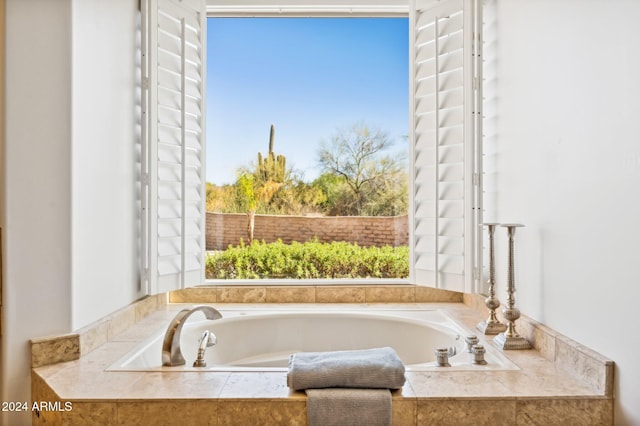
[
  {"xmin": 203, "ymin": 278, "xmax": 410, "ymax": 286},
  {"xmin": 170, "ymin": 283, "xmax": 463, "ymax": 304}
]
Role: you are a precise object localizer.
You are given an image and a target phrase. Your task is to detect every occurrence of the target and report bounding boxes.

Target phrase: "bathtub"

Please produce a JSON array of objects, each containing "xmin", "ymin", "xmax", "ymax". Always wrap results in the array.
[{"xmin": 108, "ymin": 305, "xmax": 519, "ymax": 372}]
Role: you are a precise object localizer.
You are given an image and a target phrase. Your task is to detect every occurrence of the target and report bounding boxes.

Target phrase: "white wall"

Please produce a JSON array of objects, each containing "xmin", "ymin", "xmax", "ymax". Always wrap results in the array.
[
  {"xmin": 3, "ymin": 1, "xmax": 73, "ymax": 424},
  {"xmin": 2, "ymin": 0, "xmax": 142, "ymax": 424},
  {"xmin": 487, "ymin": 1, "xmax": 640, "ymax": 424}
]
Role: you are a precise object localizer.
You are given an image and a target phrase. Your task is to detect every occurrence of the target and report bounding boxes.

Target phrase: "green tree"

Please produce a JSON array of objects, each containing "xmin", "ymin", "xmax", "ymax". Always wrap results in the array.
[{"xmin": 236, "ymin": 173, "xmax": 258, "ymax": 242}]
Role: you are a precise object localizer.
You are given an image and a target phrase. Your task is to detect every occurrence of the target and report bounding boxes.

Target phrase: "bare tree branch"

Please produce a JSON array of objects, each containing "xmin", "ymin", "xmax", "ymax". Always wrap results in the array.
[{"xmin": 317, "ymin": 122, "xmax": 404, "ymax": 215}]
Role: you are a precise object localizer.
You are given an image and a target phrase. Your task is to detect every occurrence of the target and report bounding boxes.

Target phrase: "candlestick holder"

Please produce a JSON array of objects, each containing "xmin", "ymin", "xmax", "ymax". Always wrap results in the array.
[
  {"xmin": 477, "ymin": 223, "xmax": 507, "ymax": 335},
  {"xmin": 494, "ymin": 223, "xmax": 531, "ymax": 350}
]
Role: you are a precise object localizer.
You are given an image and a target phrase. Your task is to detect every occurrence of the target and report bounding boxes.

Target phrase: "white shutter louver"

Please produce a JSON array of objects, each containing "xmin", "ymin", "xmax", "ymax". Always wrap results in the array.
[
  {"xmin": 410, "ymin": 0, "xmax": 480, "ymax": 292},
  {"xmin": 142, "ymin": 0, "xmax": 206, "ymax": 293}
]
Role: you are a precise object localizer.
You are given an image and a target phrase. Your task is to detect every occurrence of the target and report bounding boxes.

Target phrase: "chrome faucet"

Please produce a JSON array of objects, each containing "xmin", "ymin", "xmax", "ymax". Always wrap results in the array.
[{"xmin": 162, "ymin": 305, "xmax": 223, "ymax": 367}]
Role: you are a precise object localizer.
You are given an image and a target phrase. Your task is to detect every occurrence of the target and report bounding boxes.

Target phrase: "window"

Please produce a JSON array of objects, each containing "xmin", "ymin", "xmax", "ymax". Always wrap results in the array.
[
  {"xmin": 141, "ymin": 0, "xmax": 482, "ymax": 294},
  {"xmin": 205, "ymin": 17, "xmax": 410, "ymax": 282}
]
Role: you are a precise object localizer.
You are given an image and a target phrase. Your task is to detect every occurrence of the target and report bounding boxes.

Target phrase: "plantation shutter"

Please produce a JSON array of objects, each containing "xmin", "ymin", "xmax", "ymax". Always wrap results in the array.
[
  {"xmin": 410, "ymin": 0, "xmax": 481, "ymax": 292},
  {"xmin": 142, "ymin": 0, "xmax": 206, "ymax": 293}
]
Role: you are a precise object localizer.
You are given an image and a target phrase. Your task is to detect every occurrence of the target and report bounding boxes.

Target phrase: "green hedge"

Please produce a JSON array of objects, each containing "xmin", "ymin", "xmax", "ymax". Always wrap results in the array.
[{"xmin": 206, "ymin": 239, "xmax": 409, "ymax": 279}]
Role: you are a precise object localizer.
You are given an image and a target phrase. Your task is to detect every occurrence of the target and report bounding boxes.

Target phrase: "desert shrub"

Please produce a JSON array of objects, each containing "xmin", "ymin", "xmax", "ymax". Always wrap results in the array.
[{"xmin": 205, "ymin": 239, "xmax": 408, "ymax": 280}]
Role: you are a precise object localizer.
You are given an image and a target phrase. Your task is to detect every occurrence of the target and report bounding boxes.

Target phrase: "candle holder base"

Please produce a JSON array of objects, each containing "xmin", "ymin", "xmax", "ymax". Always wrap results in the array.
[
  {"xmin": 493, "ymin": 332, "xmax": 531, "ymax": 350},
  {"xmin": 477, "ymin": 319, "xmax": 507, "ymax": 335}
]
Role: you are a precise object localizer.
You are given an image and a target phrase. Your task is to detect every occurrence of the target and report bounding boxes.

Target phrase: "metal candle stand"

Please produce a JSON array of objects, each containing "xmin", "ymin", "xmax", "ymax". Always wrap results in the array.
[
  {"xmin": 477, "ymin": 223, "xmax": 507, "ymax": 335},
  {"xmin": 493, "ymin": 223, "xmax": 531, "ymax": 350}
]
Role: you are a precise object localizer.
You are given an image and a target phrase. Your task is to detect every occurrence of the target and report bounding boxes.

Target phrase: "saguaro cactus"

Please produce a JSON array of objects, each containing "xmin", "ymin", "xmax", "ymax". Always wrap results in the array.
[
  {"xmin": 269, "ymin": 123, "xmax": 275, "ymax": 154},
  {"xmin": 256, "ymin": 124, "xmax": 286, "ymax": 184}
]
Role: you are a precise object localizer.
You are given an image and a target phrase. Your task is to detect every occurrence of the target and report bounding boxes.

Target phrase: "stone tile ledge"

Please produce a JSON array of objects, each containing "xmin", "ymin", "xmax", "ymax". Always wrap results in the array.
[
  {"xmin": 463, "ymin": 293, "xmax": 614, "ymax": 397},
  {"xmin": 30, "ymin": 293, "xmax": 166, "ymax": 368},
  {"xmin": 30, "ymin": 334, "xmax": 81, "ymax": 368},
  {"xmin": 168, "ymin": 284, "xmax": 464, "ymax": 304},
  {"xmin": 30, "ymin": 286, "xmax": 613, "ymax": 403},
  {"xmin": 31, "ymin": 298, "xmax": 614, "ymax": 425}
]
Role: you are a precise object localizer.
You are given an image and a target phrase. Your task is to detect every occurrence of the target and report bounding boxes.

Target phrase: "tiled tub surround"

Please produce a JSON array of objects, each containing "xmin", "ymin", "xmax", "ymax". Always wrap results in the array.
[{"xmin": 31, "ymin": 287, "xmax": 614, "ymax": 425}]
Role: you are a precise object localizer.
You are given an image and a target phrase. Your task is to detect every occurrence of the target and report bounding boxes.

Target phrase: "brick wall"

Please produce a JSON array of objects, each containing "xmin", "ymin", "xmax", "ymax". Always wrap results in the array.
[{"xmin": 206, "ymin": 212, "xmax": 408, "ymax": 250}]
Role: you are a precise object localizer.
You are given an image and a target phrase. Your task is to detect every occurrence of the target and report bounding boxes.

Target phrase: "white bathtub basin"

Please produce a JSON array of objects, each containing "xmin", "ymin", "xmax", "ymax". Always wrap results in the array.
[{"xmin": 108, "ymin": 306, "xmax": 519, "ymax": 372}]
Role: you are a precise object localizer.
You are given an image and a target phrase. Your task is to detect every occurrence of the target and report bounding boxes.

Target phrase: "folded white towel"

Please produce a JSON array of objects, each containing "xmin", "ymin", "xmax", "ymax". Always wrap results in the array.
[
  {"xmin": 306, "ymin": 388, "xmax": 392, "ymax": 426},
  {"xmin": 287, "ymin": 346, "xmax": 406, "ymax": 391}
]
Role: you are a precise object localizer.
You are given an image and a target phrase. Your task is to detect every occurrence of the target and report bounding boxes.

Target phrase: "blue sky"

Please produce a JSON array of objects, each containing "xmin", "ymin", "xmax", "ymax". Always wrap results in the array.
[{"xmin": 206, "ymin": 17, "xmax": 409, "ymax": 185}]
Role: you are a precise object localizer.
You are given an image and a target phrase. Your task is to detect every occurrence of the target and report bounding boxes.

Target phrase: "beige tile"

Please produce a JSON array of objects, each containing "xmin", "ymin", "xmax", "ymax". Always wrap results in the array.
[
  {"xmin": 517, "ymin": 317, "xmax": 557, "ymax": 362},
  {"xmin": 495, "ymin": 365, "xmax": 597, "ymax": 397},
  {"xmin": 46, "ymin": 370, "xmax": 144, "ymax": 400},
  {"xmin": 366, "ymin": 286, "xmax": 415, "ymax": 303},
  {"xmin": 407, "ymin": 372, "xmax": 512, "ymax": 398},
  {"xmin": 555, "ymin": 335, "xmax": 612, "ymax": 395},
  {"xmin": 445, "ymin": 306, "xmax": 487, "ymax": 331},
  {"xmin": 109, "ymin": 313, "xmax": 167, "ymax": 343},
  {"xmin": 31, "ymin": 333, "xmax": 80, "ymax": 368},
  {"xmin": 220, "ymin": 372, "xmax": 299, "ymax": 399},
  {"xmin": 392, "ymin": 397, "xmax": 416, "ymax": 426},
  {"xmin": 62, "ymin": 402, "xmax": 117, "ymax": 426},
  {"xmin": 168, "ymin": 289, "xmax": 187, "ymax": 303},
  {"xmin": 315, "ymin": 286, "xmax": 365, "ymax": 303},
  {"xmin": 217, "ymin": 400, "xmax": 306, "ymax": 426},
  {"xmin": 135, "ymin": 295, "xmax": 162, "ymax": 322},
  {"xmin": 417, "ymin": 398, "xmax": 516, "ymax": 426},
  {"xmin": 416, "ymin": 287, "xmax": 463, "ymax": 303},
  {"xmin": 217, "ymin": 286, "xmax": 267, "ymax": 303},
  {"xmin": 31, "ymin": 371, "xmax": 63, "ymax": 425},
  {"xmin": 169, "ymin": 287, "xmax": 217, "ymax": 303},
  {"xmin": 462, "ymin": 292, "xmax": 489, "ymax": 315},
  {"xmin": 396, "ymin": 379, "xmax": 417, "ymax": 398},
  {"xmin": 516, "ymin": 398, "xmax": 613, "ymax": 425},
  {"xmin": 266, "ymin": 286, "xmax": 316, "ymax": 303},
  {"xmin": 604, "ymin": 362, "xmax": 615, "ymax": 397},
  {"xmin": 30, "ymin": 299, "xmax": 616, "ymax": 426},
  {"xmin": 117, "ymin": 400, "xmax": 217, "ymax": 426},
  {"xmin": 107, "ymin": 305, "xmax": 137, "ymax": 339},
  {"xmin": 156, "ymin": 293, "xmax": 168, "ymax": 306},
  {"xmin": 493, "ymin": 345, "xmax": 550, "ymax": 368},
  {"xmin": 79, "ymin": 319, "xmax": 110, "ymax": 356},
  {"xmin": 33, "ymin": 361, "xmax": 70, "ymax": 382},
  {"xmin": 79, "ymin": 341, "xmax": 140, "ymax": 371},
  {"xmin": 125, "ymin": 372, "xmax": 231, "ymax": 399}
]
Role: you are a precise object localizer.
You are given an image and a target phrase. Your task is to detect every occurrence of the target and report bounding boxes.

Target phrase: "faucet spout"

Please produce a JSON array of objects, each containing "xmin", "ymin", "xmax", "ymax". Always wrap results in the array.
[{"xmin": 162, "ymin": 305, "xmax": 223, "ymax": 367}]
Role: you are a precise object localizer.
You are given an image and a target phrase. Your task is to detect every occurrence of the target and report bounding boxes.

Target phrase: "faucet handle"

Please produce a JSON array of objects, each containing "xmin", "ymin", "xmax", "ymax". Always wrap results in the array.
[
  {"xmin": 203, "ymin": 330, "xmax": 217, "ymax": 347},
  {"xmin": 472, "ymin": 344, "xmax": 488, "ymax": 365},
  {"xmin": 435, "ymin": 347, "xmax": 451, "ymax": 367},
  {"xmin": 465, "ymin": 335, "xmax": 479, "ymax": 353}
]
